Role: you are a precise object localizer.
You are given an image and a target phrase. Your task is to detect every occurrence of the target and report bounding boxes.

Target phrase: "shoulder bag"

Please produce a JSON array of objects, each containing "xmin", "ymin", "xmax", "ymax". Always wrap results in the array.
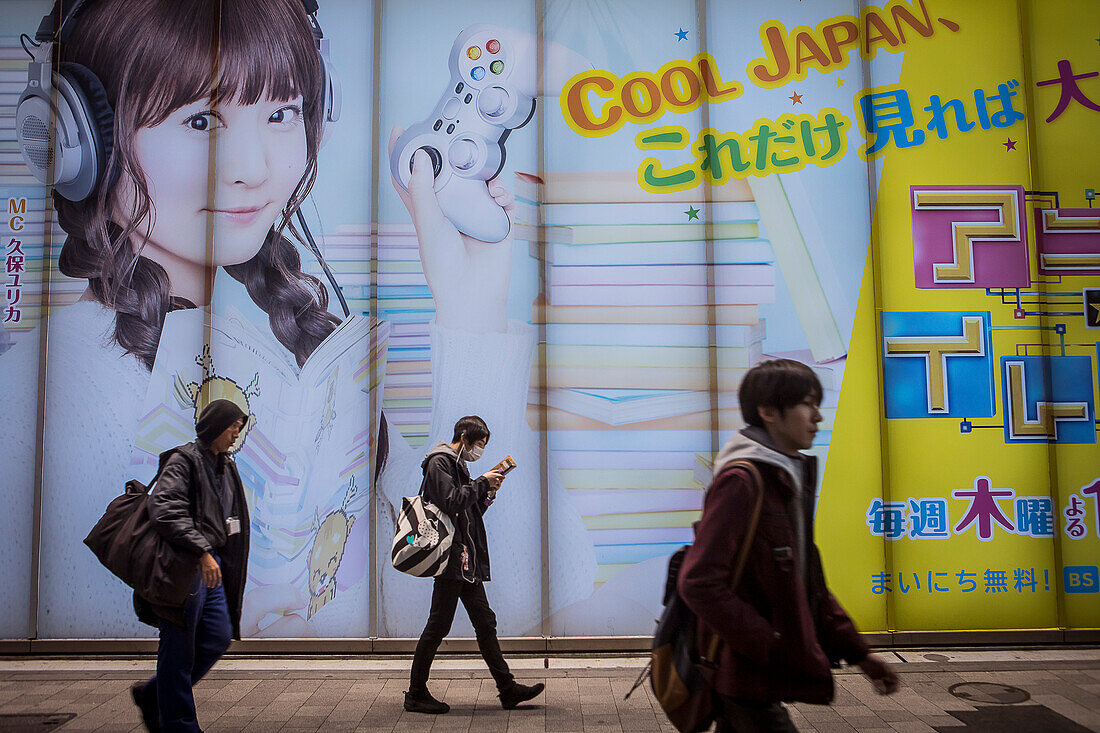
[
  {"xmin": 83, "ymin": 452, "xmax": 200, "ymax": 608},
  {"xmin": 390, "ymin": 493, "xmax": 455, "ymax": 577}
]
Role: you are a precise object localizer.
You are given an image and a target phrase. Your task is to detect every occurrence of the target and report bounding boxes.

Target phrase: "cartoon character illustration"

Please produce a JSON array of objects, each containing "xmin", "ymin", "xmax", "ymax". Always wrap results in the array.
[
  {"xmin": 314, "ymin": 369, "xmax": 338, "ymax": 447},
  {"xmin": 411, "ymin": 518, "xmax": 441, "ymax": 549},
  {"xmin": 306, "ymin": 476, "xmax": 360, "ymax": 619},
  {"xmin": 174, "ymin": 345, "xmax": 259, "ymax": 451}
]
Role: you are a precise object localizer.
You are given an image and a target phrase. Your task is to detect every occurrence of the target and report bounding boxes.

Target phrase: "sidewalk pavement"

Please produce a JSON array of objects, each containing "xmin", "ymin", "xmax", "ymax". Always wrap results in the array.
[{"xmin": 0, "ymin": 648, "xmax": 1098, "ymax": 732}]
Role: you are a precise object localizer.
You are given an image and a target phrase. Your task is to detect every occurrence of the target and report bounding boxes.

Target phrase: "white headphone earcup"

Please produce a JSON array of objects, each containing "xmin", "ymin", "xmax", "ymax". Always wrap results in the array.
[
  {"xmin": 16, "ymin": 79, "xmax": 85, "ymax": 194},
  {"xmin": 56, "ymin": 62, "xmax": 114, "ymax": 200},
  {"xmin": 15, "ymin": 62, "xmax": 112, "ymax": 201},
  {"xmin": 317, "ymin": 43, "xmax": 340, "ymax": 148}
]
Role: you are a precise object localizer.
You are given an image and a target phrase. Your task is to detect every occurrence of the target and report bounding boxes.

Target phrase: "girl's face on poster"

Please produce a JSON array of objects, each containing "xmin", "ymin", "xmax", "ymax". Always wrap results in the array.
[{"xmin": 117, "ymin": 95, "xmax": 308, "ymax": 269}]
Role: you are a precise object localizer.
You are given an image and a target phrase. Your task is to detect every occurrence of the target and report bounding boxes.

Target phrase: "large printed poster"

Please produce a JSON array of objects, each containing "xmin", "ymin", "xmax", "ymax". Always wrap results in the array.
[{"xmin": 0, "ymin": 0, "xmax": 1097, "ymax": 640}]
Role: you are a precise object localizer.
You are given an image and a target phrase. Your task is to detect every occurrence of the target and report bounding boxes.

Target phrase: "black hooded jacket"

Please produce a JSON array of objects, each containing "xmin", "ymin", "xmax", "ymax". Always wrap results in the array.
[
  {"xmin": 419, "ymin": 442, "xmax": 493, "ymax": 582},
  {"xmin": 134, "ymin": 400, "xmax": 251, "ymax": 636}
]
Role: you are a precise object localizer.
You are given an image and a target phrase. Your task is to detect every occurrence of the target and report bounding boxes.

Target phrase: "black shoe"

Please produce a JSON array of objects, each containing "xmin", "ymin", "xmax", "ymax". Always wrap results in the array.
[
  {"xmin": 499, "ymin": 681, "xmax": 545, "ymax": 710},
  {"xmin": 130, "ymin": 681, "xmax": 159, "ymax": 733},
  {"xmin": 404, "ymin": 688, "xmax": 450, "ymax": 714}
]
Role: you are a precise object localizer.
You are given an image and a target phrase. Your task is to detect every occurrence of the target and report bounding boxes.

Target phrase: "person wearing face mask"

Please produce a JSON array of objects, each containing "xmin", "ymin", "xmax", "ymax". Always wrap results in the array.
[{"xmin": 405, "ymin": 415, "xmax": 545, "ymax": 714}]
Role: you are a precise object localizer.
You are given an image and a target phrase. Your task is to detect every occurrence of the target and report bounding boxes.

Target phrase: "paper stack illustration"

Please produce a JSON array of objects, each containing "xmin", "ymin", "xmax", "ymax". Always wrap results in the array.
[
  {"xmin": 517, "ymin": 170, "xmax": 780, "ymax": 586},
  {"xmin": 305, "ymin": 223, "xmax": 435, "ymax": 445}
]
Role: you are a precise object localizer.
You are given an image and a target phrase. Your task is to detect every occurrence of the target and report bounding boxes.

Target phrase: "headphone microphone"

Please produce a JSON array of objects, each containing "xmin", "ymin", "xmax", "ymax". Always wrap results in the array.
[{"xmin": 16, "ymin": 0, "xmax": 350, "ymax": 318}]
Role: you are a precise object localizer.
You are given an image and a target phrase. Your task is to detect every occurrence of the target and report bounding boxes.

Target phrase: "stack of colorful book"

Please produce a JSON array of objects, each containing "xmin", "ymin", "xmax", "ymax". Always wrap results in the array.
[
  {"xmin": 516, "ymin": 171, "xmax": 778, "ymax": 587},
  {"xmin": 307, "ymin": 223, "xmax": 434, "ymax": 445}
]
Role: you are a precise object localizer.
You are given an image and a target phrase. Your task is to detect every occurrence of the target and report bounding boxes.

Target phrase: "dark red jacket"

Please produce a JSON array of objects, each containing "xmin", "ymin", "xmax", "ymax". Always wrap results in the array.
[{"xmin": 677, "ymin": 433, "xmax": 868, "ymax": 704}]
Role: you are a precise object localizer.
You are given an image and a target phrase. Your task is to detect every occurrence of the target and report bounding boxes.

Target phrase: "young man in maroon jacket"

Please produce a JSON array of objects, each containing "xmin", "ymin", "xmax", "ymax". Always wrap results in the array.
[{"xmin": 679, "ymin": 359, "xmax": 898, "ymax": 732}]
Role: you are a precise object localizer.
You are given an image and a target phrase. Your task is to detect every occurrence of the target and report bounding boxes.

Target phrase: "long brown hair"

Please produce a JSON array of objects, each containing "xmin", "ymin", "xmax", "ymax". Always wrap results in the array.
[{"xmin": 53, "ymin": 0, "xmax": 339, "ymax": 369}]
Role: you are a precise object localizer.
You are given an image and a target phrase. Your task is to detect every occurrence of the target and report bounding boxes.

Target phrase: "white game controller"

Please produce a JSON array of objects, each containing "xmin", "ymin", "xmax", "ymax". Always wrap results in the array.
[{"xmin": 391, "ymin": 24, "xmax": 590, "ymax": 243}]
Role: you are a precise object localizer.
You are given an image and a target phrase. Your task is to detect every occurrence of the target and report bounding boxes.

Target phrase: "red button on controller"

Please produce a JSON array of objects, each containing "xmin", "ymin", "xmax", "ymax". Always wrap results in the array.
[{"xmin": 486, "ymin": 39, "xmax": 500, "ymax": 54}]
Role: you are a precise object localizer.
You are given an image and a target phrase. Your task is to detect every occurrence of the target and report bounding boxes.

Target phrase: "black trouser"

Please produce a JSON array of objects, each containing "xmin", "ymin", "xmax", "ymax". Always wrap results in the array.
[
  {"xmin": 714, "ymin": 696, "xmax": 797, "ymax": 733},
  {"xmin": 409, "ymin": 577, "xmax": 514, "ymax": 693},
  {"xmin": 141, "ymin": 560, "xmax": 232, "ymax": 732}
]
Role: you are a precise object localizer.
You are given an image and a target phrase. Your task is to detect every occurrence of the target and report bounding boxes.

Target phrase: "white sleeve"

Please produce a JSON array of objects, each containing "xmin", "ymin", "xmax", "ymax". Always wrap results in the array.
[{"xmin": 426, "ymin": 319, "xmax": 536, "ymax": 444}]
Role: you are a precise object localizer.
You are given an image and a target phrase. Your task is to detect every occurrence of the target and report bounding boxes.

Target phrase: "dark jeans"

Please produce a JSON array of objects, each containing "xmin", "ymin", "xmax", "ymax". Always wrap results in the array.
[
  {"xmin": 139, "ymin": 564, "xmax": 232, "ymax": 733},
  {"xmin": 714, "ymin": 696, "xmax": 797, "ymax": 733},
  {"xmin": 410, "ymin": 577, "xmax": 514, "ymax": 693}
]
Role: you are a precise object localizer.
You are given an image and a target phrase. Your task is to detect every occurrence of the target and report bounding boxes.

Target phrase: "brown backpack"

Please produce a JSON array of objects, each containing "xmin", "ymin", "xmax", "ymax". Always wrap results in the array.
[{"xmin": 627, "ymin": 460, "xmax": 764, "ymax": 732}]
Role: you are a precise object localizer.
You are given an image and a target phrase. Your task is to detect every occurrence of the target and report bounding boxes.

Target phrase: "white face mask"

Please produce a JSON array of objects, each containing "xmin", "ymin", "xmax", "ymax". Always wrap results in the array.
[{"xmin": 463, "ymin": 444, "xmax": 484, "ymax": 462}]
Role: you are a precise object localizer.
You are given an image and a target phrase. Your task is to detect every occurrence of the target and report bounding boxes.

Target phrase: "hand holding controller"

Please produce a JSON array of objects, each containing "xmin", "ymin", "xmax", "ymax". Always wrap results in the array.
[{"xmin": 390, "ymin": 24, "xmax": 590, "ymax": 243}]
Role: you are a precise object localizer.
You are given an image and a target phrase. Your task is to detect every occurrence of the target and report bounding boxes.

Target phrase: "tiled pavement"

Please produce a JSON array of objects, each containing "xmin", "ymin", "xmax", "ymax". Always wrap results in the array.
[{"xmin": 0, "ymin": 649, "xmax": 1098, "ymax": 732}]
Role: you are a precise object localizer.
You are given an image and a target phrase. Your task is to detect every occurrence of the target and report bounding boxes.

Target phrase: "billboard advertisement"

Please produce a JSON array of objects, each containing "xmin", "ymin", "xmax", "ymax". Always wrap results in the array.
[{"xmin": 1, "ymin": 0, "xmax": 1096, "ymax": 640}]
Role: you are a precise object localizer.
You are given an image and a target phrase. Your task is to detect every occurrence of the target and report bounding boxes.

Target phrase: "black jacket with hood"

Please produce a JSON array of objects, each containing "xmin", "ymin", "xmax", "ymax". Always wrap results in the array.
[
  {"xmin": 134, "ymin": 400, "xmax": 251, "ymax": 637},
  {"xmin": 419, "ymin": 442, "xmax": 493, "ymax": 582}
]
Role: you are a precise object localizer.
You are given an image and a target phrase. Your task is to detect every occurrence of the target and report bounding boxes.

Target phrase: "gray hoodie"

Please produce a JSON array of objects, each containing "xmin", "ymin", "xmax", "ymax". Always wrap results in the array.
[{"xmin": 713, "ymin": 426, "xmax": 814, "ymax": 585}]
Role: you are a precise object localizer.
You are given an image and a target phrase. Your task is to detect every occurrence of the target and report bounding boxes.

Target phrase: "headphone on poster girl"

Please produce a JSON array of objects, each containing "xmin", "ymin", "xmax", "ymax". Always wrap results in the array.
[{"xmin": 15, "ymin": 0, "xmax": 351, "ymax": 317}]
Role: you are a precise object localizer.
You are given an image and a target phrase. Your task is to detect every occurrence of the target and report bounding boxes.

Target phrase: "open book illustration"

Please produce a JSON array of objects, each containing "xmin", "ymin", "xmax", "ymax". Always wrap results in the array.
[{"xmin": 128, "ymin": 307, "xmax": 389, "ymax": 618}]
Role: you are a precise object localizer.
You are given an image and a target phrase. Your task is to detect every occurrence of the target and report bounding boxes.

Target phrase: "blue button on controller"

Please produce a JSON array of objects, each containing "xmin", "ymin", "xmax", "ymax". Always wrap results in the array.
[{"xmin": 471, "ymin": 66, "xmax": 486, "ymax": 81}]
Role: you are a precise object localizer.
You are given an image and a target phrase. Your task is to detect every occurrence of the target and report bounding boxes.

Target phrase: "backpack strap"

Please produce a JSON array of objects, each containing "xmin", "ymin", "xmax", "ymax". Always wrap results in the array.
[
  {"xmin": 146, "ymin": 447, "xmax": 200, "ymax": 524},
  {"xmin": 134, "ymin": 448, "xmax": 175, "ymax": 495},
  {"xmin": 700, "ymin": 459, "xmax": 765, "ymax": 666}
]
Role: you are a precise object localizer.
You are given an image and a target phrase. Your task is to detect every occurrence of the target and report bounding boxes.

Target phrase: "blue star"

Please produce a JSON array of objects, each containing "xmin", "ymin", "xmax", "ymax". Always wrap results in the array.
[{"xmin": 675, "ymin": 27, "xmax": 689, "ymax": 42}]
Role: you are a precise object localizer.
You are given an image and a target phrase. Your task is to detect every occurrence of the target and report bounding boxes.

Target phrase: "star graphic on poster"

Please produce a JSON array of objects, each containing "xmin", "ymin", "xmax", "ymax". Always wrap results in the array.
[
  {"xmin": 675, "ymin": 27, "xmax": 689, "ymax": 41},
  {"xmin": 685, "ymin": 206, "xmax": 700, "ymax": 221},
  {"xmin": 789, "ymin": 92, "xmax": 803, "ymax": 104},
  {"xmin": 1085, "ymin": 288, "xmax": 1100, "ymax": 328},
  {"xmin": 1004, "ymin": 138, "xmax": 1017, "ymax": 150},
  {"xmin": 835, "ymin": 77, "xmax": 845, "ymax": 87}
]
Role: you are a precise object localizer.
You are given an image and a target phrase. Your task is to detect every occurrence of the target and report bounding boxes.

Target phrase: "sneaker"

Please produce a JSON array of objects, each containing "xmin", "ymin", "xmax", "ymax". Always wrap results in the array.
[
  {"xmin": 404, "ymin": 688, "xmax": 450, "ymax": 714},
  {"xmin": 499, "ymin": 681, "xmax": 545, "ymax": 710},
  {"xmin": 130, "ymin": 681, "xmax": 159, "ymax": 733}
]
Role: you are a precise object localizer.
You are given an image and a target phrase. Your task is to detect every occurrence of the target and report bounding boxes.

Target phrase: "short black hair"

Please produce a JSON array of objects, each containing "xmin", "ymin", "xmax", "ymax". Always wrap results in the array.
[
  {"xmin": 452, "ymin": 415, "xmax": 490, "ymax": 445},
  {"xmin": 738, "ymin": 359, "xmax": 823, "ymax": 428}
]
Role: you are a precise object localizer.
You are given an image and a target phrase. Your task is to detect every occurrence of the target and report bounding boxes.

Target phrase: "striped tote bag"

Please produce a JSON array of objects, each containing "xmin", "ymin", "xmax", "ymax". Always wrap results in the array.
[{"xmin": 391, "ymin": 495, "xmax": 455, "ymax": 577}]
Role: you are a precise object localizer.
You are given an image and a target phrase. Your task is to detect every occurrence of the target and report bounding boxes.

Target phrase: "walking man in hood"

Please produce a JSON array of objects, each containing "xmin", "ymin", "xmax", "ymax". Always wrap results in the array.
[
  {"xmin": 679, "ymin": 359, "xmax": 898, "ymax": 732},
  {"xmin": 405, "ymin": 415, "xmax": 545, "ymax": 714},
  {"xmin": 130, "ymin": 398, "xmax": 251, "ymax": 732}
]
